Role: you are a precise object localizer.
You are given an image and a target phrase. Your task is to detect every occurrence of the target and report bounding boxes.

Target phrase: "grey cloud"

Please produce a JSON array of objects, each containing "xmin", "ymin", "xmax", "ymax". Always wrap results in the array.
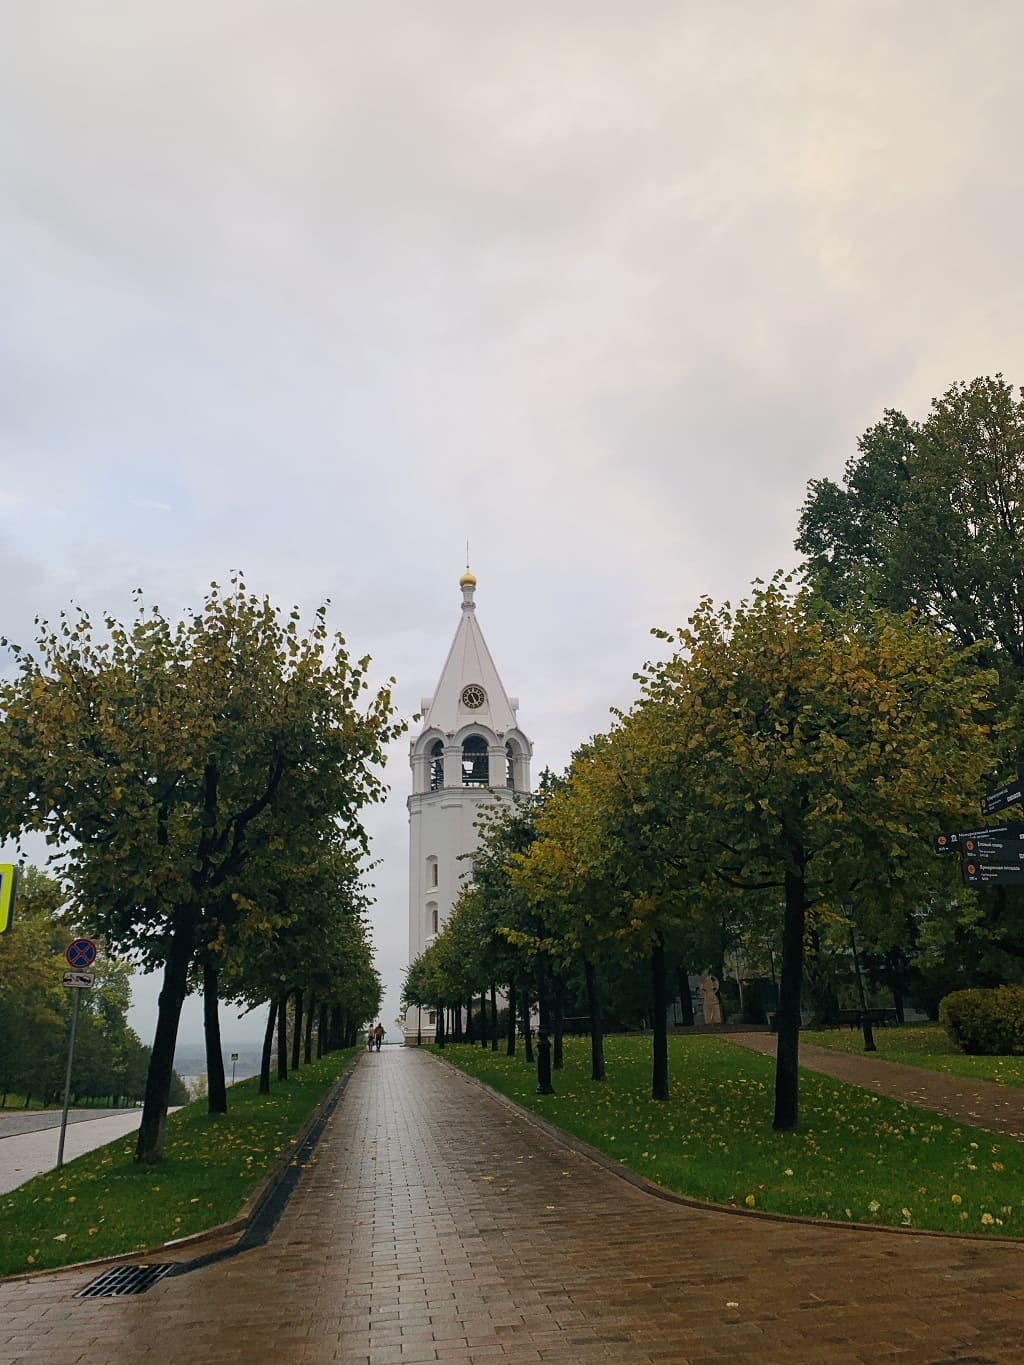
[{"xmin": 2, "ymin": 1, "xmax": 1023, "ymax": 1042}]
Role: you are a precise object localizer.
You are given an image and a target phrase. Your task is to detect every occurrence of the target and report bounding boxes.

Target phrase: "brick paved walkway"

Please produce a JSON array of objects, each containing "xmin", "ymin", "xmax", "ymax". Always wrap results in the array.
[
  {"xmin": 3, "ymin": 1048, "xmax": 1024, "ymax": 1364},
  {"xmin": 729, "ymin": 1033, "xmax": 1024, "ymax": 1140}
]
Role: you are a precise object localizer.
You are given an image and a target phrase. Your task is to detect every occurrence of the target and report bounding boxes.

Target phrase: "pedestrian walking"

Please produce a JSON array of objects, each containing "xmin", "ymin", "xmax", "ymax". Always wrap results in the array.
[{"xmin": 374, "ymin": 1023, "xmax": 384, "ymax": 1051}]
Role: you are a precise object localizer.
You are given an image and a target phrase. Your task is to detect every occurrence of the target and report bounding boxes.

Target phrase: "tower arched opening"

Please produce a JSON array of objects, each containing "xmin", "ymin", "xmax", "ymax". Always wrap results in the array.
[
  {"xmin": 461, "ymin": 735, "xmax": 489, "ymax": 787},
  {"xmin": 429, "ymin": 739, "xmax": 444, "ymax": 791}
]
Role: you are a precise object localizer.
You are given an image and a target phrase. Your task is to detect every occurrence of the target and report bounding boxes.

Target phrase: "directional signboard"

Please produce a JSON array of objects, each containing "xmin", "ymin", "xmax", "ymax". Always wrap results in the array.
[
  {"xmin": 933, "ymin": 825, "xmax": 1013, "ymax": 853},
  {"xmin": 961, "ymin": 832, "xmax": 1024, "ymax": 855},
  {"xmin": 62, "ymin": 970, "xmax": 95, "ymax": 989},
  {"xmin": 963, "ymin": 860, "xmax": 1024, "ymax": 886},
  {"xmin": 0, "ymin": 864, "xmax": 19, "ymax": 935},
  {"xmin": 66, "ymin": 939, "xmax": 98, "ymax": 970},
  {"xmin": 981, "ymin": 777, "xmax": 1024, "ymax": 817}
]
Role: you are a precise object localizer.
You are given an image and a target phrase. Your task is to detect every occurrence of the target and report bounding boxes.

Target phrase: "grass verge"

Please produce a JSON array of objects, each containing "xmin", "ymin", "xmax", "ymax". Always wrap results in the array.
[
  {"xmin": 801, "ymin": 1022, "xmax": 1024, "ymax": 1087},
  {"xmin": 0, "ymin": 1047, "xmax": 356, "ymax": 1278},
  {"xmin": 439, "ymin": 1034, "xmax": 1024, "ymax": 1236}
]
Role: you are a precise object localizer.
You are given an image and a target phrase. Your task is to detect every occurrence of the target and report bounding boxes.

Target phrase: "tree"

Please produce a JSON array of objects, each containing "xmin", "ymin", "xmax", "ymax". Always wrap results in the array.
[
  {"xmin": 232, "ymin": 849, "xmax": 382, "ymax": 1089},
  {"xmin": 0, "ymin": 866, "xmax": 165, "ymax": 1108},
  {"xmin": 0, "ymin": 868, "xmax": 69, "ymax": 1104},
  {"xmin": 639, "ymin": 579, "xmax": 998, "ymax": 1129},
  {"xmin": 797, "ymin": 375, "xmax": 1024, "ymax": 678},
  {"xmin": 0, "ymin": 579, "xmax": 402, "ymax": 1161},
  {"xmin": 514, "ymin": 741, "xmax": 643, "ymax": 1086},
  {"xmin": 797, "ymin": 375, "xmax": 1024, "ymax": 967}
]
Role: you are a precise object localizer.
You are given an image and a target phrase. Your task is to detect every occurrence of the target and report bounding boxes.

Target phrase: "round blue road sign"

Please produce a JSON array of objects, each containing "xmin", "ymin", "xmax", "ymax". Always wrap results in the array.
[{"xmin": 66, "ymin": 938, "xmax": 98, "ymax": 969}]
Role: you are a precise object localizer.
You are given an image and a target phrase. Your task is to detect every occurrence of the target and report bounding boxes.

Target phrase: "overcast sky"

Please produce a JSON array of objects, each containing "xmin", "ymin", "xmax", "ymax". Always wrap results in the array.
[{"xmin": 2, "ymin": 2, "xmax": 1023, "ymax": 1047}]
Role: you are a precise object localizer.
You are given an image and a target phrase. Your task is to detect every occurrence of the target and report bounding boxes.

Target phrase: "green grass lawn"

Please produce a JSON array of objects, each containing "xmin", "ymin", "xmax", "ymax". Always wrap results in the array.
[
  {"xmin": 439, "ymin": 1034, "xmax": 1024, "ymax": 1236},
  {"xmin": 0, "ymin": 1047, "xmax": 355, "ymax": 1278},
  {"xmin": 801, "ymin": 1022, "xmax": 1024, "ymax": 1087}
]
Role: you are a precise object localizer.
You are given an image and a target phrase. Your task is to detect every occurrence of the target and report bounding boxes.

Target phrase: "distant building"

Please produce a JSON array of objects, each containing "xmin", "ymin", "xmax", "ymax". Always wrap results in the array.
[{"xmin": 404, "ymin": 570, "xmax": 532, "ymax": 1042}]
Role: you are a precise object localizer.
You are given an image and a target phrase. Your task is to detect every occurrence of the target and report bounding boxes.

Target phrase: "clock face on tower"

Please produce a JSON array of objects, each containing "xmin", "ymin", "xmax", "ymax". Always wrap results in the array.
[{"xmin": 461, "ymin": 684, "xmax": 486, "ymax": 710}]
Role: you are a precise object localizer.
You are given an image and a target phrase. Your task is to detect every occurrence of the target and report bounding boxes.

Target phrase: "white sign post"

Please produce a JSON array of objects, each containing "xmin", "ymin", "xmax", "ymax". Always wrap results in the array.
[{"xmin": 57, "ymin": 940, "xmax": 98, "ymax": 1169}]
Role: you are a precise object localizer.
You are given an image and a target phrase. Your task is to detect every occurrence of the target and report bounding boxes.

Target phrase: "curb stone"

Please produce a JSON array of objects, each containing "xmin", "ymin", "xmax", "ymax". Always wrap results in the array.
[{"xmin": 0, "ymin": 1051, "xmax": 361, "ymax": 1284}]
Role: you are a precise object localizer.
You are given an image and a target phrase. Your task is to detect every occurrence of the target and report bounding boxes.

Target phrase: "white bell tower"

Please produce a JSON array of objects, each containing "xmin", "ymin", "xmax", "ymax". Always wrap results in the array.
[{"xmin": 404, "ymin": 569, "xmax": 532, "ymax": 1041}]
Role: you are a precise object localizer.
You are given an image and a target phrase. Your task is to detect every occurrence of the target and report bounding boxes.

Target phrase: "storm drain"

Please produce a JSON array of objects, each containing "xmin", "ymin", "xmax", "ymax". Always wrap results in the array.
[{"xmin": 74, "ymin": 1263, "xmax": 178, "ymax": 1297}]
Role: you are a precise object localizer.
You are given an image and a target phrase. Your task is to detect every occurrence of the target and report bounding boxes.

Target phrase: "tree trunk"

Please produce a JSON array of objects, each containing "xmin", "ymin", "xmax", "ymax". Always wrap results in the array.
[
  {"xmin": 480, "ymin": 989, "xmax": 488, "ymax": 1048},
  {"xmin": 435, "ymin": 1000, "xmax": 446, "ymax": 1048},
  {"xmin": 849, "ymin": 928, "xmax": 877, "ymax": 1053},
  {"xmin": 277, "ymin": 993, "xmax": 288, "ymax": 1082},
  {"xmin": 490, "ymin": 982, "xmax": 499, "ymax": 1051},
  {"xmin": 651, "ymin": 934, "xmax": 669, "ymax": 1101},
  {"xmin": 304, "ymin": 992, "xmax": 315, "ymax": 1065},
  {"xmin": 584, "ymin": 957, "xmax": 605, "ymax": 1082},
  {"xmin": 203, "ymin": 959, "xmax": 227, "ymax": 1116},
  {"xmin": 317, "ymin": 1003, "xmax": 327, "ymax": 1058},
  {"xmin": 291, "ymin": 988, "xmax": 303, "ymax": 1072},
  {"xmin": 553, "ymin": 980, "xmax": 564, "ymax": 1070},
  {"xmin": 329, "ymin": 1005, "xmax": 342, "ymax": 1051},
  {"xmin": 136, "ymin": 905, "xmax": 198, "ymax": 1163},
  {"xmin": 521, "ymin": 991, "xmax": 533, "ymax": 1064},
  {"xmin": 506, "ymin": 982, "xmax": 517, "ymax": 1056},
  {"xmin": 259, "ymin": 999, "xmax": 277, "ymax": 1095},
  {"xmin": 453, "ymin": 1003, "xmax": 463, "ymax": 1043},
  {"xmin": 676, "ymin": 960, "xmax": 695, "ymax": 1026},
  {"xmin": 773, "ymin": 856, "xmax": 806, "ymax": 1131},
  {"xmin": 465, "ymin": 996, "xmax": 475, "ymax": 1044}
]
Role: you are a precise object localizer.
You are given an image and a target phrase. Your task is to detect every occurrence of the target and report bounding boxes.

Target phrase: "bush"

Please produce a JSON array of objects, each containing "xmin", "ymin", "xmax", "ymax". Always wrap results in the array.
[{"xmin": 939, "ymin": 986, "xmax": 1024, "ymax": 1055}]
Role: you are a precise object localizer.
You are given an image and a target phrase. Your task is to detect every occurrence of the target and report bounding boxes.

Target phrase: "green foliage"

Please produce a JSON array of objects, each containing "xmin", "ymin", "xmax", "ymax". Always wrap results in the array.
[
  {"xmin": 642, "ymin": 579, "xmax": 998, "ymax": 912},
  {"xmin": 440, "ymin": 1035, "xmax": 1024, "ymax": 1235},
  {"xmin": 797, "ymin": 375, "xmax": 1024, "ymax": 678},
  {"xmin": 0, "ymin": 578, "xmax": 401, "ymax": 965},
  {"xmin": 0, "ymin": 578, "xmax": 402, "ymax": 1159},
  {"xmin": 0, "ymin": 1046, "xmax": 356, "ymax": 1275},
  {"xmin": 940, "ymin": 987, "xmax": 1024, "ymax": 1056},
  {"xmin": 0, "ymin": 867, "xmax": 155, "ymax": 1108}
]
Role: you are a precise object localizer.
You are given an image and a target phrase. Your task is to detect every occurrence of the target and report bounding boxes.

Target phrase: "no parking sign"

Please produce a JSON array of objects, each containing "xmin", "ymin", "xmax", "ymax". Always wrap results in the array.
[{"xmin": 66, "ymin": 938, "xmax": 98, "ymax": 970}]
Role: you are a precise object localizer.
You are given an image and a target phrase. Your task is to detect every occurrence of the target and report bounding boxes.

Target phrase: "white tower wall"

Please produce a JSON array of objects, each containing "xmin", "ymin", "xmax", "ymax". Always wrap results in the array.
[{"xmin": 404, "ymin": 571, "xmax": 532, "ymax": 1042}]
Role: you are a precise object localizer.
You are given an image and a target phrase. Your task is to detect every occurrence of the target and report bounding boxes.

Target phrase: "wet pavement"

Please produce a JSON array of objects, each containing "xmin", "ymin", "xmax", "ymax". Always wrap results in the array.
[
  {"xmin": 0, "ymin": 1110, "xmax": 142, "ymax": 1195},
  {"xmin": 0, "ymin": 1109, "xmax": 128, "ymax": 1140},
  {"xmin": 2, "ymin": 1046, "xmax": 1024, "ymax": 1363}
]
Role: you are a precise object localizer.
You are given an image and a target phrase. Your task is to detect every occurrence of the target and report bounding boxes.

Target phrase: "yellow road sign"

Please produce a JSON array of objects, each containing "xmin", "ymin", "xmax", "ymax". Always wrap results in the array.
[{"xmin": 0, "ymin": 864, "xmax": 18, "ymax": 935}]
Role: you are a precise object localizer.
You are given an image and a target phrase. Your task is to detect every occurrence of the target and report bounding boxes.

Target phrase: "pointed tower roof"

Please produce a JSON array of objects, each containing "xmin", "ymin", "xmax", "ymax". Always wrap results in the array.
[{"xmin": 420, "ymin": 570, "xmax": 519, "ymax": 735}]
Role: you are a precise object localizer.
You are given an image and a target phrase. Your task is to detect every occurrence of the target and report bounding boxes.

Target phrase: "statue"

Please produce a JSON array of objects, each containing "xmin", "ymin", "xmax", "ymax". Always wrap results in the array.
[{"xmin": 700, "ymin": 972, "xmax": 722, "ymax": 1025}]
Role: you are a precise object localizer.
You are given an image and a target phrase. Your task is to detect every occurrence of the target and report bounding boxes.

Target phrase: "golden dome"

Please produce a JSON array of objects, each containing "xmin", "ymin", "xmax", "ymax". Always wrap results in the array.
[{"xmin": 460, "ymin": 568, "xmax": 477, "ymax": 589}]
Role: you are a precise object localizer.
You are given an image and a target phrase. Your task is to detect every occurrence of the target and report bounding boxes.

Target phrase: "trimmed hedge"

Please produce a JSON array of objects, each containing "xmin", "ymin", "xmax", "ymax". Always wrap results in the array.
[{"xmin": 939, "ymin": 985, "xmax": 1024, "ymax": 1055}]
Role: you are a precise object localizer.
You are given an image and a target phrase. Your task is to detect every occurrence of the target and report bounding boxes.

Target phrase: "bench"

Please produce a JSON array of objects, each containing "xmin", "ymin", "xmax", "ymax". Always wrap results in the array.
[{"xmin": 836, "ymin": 1008, "xmax": 899, "ymax": 1029}]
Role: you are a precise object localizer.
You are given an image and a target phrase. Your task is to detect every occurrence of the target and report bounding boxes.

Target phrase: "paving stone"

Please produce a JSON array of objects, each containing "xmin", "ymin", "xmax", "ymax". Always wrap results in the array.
[{"xmin": 2, "ymin": 1047, "xmax": 1024, "ymax": 1362}]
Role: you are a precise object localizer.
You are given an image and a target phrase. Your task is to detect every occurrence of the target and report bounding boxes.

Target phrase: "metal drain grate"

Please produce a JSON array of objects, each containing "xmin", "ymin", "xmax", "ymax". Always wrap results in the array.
[{"xmin": 75, "ymin": 1263, "xmax": 177, "ymax": 1297}]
